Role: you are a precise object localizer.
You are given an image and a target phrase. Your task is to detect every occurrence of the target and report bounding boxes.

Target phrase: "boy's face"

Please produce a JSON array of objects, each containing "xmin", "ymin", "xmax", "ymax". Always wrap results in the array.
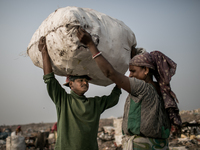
[{"xmin": 69, "ymin": 78, "xmax": 89, "ymax": 96}]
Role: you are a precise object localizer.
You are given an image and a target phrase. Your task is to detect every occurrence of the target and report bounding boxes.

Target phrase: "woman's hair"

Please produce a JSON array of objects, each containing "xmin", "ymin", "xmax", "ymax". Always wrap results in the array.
[{"xmin": 140, "ymin": 66, "xmax": 156, "ymax": 78}]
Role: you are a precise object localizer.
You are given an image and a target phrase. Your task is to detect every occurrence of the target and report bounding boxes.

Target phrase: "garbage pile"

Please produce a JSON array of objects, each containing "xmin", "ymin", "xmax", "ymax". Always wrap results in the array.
[
  {"xmin": 97, "ymin": 109, "xmax": 200, "ymax": 150},
  {"xmin": 0, "ymin": 128, "xmax": 11, "ymax": 150},
  {"xmin": 1, "ymin": 109, "xmax": 200, "ymax": 150},
  {"xmin": 0, "ymin": 123, "xmax": 55, "ymax": 150},
  {"xmin": 97, "ymin": 125, "xmax": 122, "ymax": 150},
  {"xmin": 169, "ymin": 108, "xmax": 200, "ymax": 150},
  {"xmin": 169, "ymin": 122, "xmax": 200, "ymax": 149}
]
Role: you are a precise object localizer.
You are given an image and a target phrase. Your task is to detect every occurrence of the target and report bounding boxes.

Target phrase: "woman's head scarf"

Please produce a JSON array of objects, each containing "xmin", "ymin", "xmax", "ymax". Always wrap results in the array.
[{"xmin": 130, "ymin": 51, "xmax": 182, "ymax": 127}]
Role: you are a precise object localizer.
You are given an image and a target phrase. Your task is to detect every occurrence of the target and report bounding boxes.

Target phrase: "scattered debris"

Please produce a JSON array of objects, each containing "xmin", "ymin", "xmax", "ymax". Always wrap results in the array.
[{"xmin": 0, "ymin": 108, "xmax": 200, "ymax": 150}]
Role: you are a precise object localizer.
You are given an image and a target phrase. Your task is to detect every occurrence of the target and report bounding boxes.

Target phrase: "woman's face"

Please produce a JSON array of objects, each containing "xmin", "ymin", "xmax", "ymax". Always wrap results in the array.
[{"xmin": 129, "ymin": 65, "xmax": 147, "ymax": 80}]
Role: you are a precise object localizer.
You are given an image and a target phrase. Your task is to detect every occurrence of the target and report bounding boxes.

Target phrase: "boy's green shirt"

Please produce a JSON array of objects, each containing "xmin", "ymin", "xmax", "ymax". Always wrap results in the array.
[{"xmin": 43, "ymin": 72, "xmax": 121, "ymax": 150}]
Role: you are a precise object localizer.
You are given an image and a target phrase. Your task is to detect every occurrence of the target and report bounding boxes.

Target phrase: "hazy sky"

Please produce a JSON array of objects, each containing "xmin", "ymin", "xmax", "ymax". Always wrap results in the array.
[{"xmin": 0, "ymin": 0, "xmax": 199, "ymax": 125}]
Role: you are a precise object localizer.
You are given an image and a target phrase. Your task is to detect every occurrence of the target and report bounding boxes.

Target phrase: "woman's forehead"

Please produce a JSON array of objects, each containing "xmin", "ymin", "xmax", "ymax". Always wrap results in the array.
[{"xmin": 129, "ymin": 65, "xmax": 142, "ymax": 70}]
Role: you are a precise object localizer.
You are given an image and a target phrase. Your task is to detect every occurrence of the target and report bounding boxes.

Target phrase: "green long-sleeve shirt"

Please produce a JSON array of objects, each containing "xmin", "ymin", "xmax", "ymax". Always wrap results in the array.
[{"xmin": 43, "ymin": 72, "xmax": 121, "ymax": 150}]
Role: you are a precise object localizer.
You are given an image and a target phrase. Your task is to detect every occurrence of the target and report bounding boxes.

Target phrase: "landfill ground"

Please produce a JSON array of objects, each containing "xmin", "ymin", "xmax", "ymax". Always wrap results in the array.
[{"xmin": 0, "ymin": 108, "xmax": 200, "ymax": 150}]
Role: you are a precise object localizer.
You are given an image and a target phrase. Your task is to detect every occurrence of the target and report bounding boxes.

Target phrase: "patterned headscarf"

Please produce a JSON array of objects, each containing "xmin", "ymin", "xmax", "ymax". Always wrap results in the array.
[{"xmin": 130, "ymin": 51, "xmax": 182, "ymax": 127}]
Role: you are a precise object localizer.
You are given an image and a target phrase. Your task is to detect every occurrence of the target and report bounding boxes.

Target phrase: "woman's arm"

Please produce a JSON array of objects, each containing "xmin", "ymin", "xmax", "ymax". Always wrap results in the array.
[{"xmin": 77, "ymin": 27, "xmax": 131, "ymax": 93}]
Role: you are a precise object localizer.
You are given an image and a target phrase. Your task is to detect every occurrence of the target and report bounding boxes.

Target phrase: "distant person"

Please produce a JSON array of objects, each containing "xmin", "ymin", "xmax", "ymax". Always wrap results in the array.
[
  {"xmin": 11, "ymin": 125, "xmax": 23, "ymax": 136},
  {"xmin": 77, "ymin": 27, "xmax": 182, "ymax": 150},
  {"xmin": 38, "ymin": 36, "xmax": 121, "ymax": 150},
  {"xmin": 51, "ymin": 122, "xmax": 57, "ymax": 142},
  {"xmin": 35, "ymin": 131, "xmax": 49, "ymax": 150},
  {"xmin": 16, "ymin": 126, "xmax": 22, "ymax": 135}
]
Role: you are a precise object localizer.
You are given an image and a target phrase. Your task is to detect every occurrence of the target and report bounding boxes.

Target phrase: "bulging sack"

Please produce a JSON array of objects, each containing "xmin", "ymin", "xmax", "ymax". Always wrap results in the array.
[
  {"xmin": 6, "ymin": 135, "xmax": 26, "ymax": 150},
  {"xmin": 27, "ymin": 6, "xmax": 137, "ymax": 86}
]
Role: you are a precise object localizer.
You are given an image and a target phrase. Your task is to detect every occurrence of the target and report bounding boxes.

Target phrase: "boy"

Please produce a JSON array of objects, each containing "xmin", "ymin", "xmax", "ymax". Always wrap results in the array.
[{"xmin": 38, "ymin": 36, "xmax": 121, "ymax": 150}]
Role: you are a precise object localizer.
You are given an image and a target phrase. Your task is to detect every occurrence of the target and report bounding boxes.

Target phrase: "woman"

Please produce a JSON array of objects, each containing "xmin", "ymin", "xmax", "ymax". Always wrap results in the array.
[{"xmin": 77, "ymin": 27, "xmax": 182, "ymax": 149}]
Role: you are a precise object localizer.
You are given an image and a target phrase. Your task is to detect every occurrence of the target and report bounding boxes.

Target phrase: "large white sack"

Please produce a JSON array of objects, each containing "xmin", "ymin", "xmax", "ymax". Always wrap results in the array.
[
  {"xmin": 6, "ymin": 135, "xmax": 26, "ymax": 150},
  {"xmin": 27, "ymin": 6, "xmax": 137, "ymax": 86}
]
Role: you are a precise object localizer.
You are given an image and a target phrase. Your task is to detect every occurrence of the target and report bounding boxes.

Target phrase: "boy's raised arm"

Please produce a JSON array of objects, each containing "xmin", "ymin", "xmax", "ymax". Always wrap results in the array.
[{"xmin": 38, "ymin": 36, "xmax": 52, "ymax": 75}]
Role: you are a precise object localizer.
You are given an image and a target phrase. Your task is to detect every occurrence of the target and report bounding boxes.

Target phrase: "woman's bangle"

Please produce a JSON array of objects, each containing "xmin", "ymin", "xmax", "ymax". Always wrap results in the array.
[
  {"xmin": 42, "ymin": 45, "xmax": 46, "ymax": 51},
  {"xmin": 92, "ymin": 52, "xmax": 102, "ymax": 59}
]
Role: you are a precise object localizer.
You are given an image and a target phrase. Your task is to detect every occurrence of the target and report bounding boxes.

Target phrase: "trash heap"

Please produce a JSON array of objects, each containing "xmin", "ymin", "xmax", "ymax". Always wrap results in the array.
[
  {"xmin": 97, "ymin": 109, "xmax": 200, "ymax": 150},
  {"xmin": 169, "ymin": 108, "xmax": 200, "ymax": 150},
  {"xmin": 97, "ymin": 118, "xmax": 122, "ymax": 150},
  {"xmin": 1, "ymin": 108, "xmax": 200, "ymax": 150}
]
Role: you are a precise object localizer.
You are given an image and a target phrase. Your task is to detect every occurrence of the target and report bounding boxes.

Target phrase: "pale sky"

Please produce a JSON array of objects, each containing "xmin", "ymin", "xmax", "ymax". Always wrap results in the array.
[{"xmin": 0, "ymin": 0, "xmax": 200, "ymax": 125}]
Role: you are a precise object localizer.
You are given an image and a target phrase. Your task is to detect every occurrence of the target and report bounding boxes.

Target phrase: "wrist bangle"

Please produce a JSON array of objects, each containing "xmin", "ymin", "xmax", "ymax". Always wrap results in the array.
[
  {"xmin": 42, "ymin": 45, "xmax": 46, "ymax": 51},
  {"xmin": 92, "ymin": 52, "xmax": 102, "ymax": 59}
]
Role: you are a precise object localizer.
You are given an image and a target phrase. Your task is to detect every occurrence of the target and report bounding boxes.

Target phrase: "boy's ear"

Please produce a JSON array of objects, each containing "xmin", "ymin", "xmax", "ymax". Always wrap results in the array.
[{"xmin": 69, "ymin": 81, "xmax": 73, "ymax": 88}]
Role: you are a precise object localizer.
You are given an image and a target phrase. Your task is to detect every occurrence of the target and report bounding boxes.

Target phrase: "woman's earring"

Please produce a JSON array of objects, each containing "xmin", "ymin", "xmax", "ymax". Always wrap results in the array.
[{"xmin": 144, "ymin": 73, "xmax": 148, "ymax": 79}]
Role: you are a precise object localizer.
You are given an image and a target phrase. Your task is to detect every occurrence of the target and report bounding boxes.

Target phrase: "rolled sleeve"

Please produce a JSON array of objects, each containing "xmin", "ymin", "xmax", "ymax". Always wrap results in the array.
[
  {"xmin": 43, "ymin": 72, "xmax": 55, "ymax": 83},
  {"xmin": 99, "ymin": 86, "xmax": 122, "ymax": 113},
  {"xmin": 43, "ymin": 72, "xmax": 67, "ymax": 106}
]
